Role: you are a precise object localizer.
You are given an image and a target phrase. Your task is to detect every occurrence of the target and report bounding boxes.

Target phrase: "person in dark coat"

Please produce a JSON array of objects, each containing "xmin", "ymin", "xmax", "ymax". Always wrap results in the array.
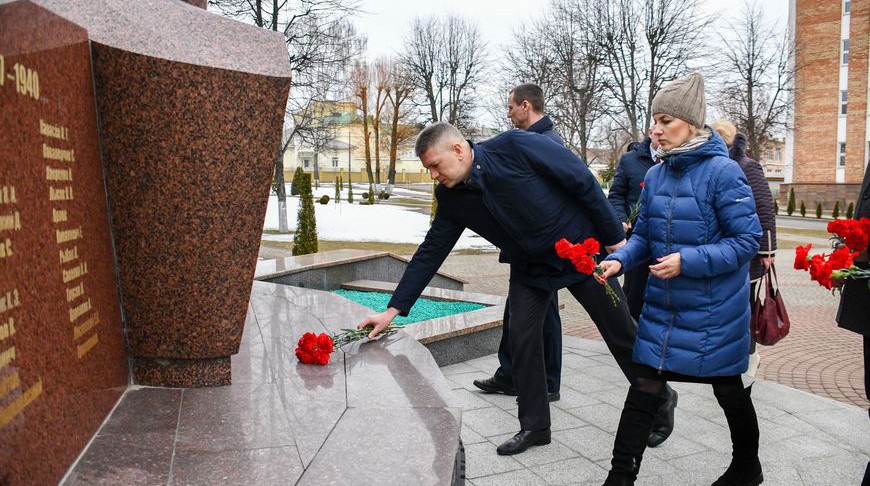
[
  {"xmin": 358, "ymin": 121, "xmax": 677, "ymax": 456},
  {"xmin": 599, "ymin": 73, "xmax": 763, "ymax": 486},
  {"xmin": 607, "ymin": 135, "xmax": 658, "ymax": 321},
  {"xmin": 836, "ymin": 160, "xmax": 870, "ymax": 485},
  {"xmin": 713, "ymin": 121, "xmax": 778, "ymax": 378},
  {"xmin": 474, "ymin": 83, "xmax": 565, "ymax": 403},
  {"xmin": 607, "ymin": 133, "xmax": 679, "ymax": 448}
]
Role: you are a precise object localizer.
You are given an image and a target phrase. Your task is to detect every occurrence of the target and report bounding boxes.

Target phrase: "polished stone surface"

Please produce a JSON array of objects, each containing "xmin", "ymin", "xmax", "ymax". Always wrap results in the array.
[
  {"xmin": 0, "ymin": 4, "xmax": 127, "ymax": 484},
  {"xmin": 63, "ymin": 282, "xmax": 463, "ymax": 484},
  {"xmin": 257, "ymin": 249, "xmax": 466, "ymax": 290}
]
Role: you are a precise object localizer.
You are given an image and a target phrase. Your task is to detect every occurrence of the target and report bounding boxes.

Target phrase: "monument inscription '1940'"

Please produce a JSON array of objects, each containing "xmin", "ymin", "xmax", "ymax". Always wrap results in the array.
[{"xmin": 0, "ymin": 3, "xmax": 127, "ymax": 485}]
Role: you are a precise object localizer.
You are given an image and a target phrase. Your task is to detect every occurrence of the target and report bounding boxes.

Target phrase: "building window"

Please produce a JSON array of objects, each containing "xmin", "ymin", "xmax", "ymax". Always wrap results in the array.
[
  {"xmin": 838, "ymin": 143, "xmax": 846, "ymax": 167},
  {"xmin": 303, "ymin": 158, "xmax": 310, "ymax": 168},
  {"xmin": 845, "ymin": 1, "xmax": 851, "ymax": 14},
  {"xmin": 775, "ymin": 149, "xmax": 781, "ymax": 161},
  {"xmin": 840, "ymin": 90, "xmax": 848, "ymax": 115},
  {"xmin": 331, "ymin": 157, "xmax": 339, "ymax": 168},
  {"xmin": 842, "ymin": 39, "xmax": 849, "ymax": 64}
]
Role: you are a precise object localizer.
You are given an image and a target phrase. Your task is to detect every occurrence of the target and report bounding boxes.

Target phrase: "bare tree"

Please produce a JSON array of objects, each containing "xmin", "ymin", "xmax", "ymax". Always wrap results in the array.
[
  {"xmin": 548, "ymin": 0, "xmax": 608, "ymax": 161},
  {"xmin": 715, "ymin": 0, "xmax": 793, "ymax": 158},
  {"xmin": 642, "ymin": 0, "xmax": 715, "ymax": 131},
  {"xmin": 351, "ymin": 61, "xmax": 375, "ymax": 186},
  {"xmin": 371, "ymin": 58, "xmax": 391, "ymax": 188},
  {"xmin": 384, "ymin": 61, "xmax": 415, "ymax": 191},
  {"xmin": 400, "ymin": 15, "xmax": 488, "ymax": 130},
  {"xmin": 594, "ymin": 0, "xmax": 712, "ymax": 140}
]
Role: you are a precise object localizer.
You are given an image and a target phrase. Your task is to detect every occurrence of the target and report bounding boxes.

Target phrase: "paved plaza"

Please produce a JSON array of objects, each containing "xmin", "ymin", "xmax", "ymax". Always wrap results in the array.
[
  {"xmin": 445, "ymin": 337, "xmax": 870, "ymax": 485},
  {"xmin": 438, "ymin": 225, "xmax": 870, "ymax": 485}
]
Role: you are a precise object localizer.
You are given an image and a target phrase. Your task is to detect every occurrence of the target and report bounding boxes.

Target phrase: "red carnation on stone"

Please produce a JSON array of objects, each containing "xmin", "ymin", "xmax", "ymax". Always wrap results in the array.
[{"xmin": 295, "ymin": 332, "xmax": 334, "ymax": 365}]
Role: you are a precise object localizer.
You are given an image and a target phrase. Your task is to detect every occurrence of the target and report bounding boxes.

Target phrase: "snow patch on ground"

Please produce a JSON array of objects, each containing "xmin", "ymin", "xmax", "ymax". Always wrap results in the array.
[{"xmin": 263, "ymin": 185, "xmax": 495, "ymax": 251}]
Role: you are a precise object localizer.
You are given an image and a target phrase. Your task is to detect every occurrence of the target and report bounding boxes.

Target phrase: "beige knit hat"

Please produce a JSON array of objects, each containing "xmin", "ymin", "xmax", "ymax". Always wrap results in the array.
[{"xmin": 651, "ymin": 72, "xmax": 706, "ymax": 128}]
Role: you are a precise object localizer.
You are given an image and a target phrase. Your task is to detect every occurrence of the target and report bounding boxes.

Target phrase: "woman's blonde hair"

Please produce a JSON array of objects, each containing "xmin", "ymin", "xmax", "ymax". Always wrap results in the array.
[{"xmin": 711, "ymin": 120, "xmax": 737, "ymax": 145}]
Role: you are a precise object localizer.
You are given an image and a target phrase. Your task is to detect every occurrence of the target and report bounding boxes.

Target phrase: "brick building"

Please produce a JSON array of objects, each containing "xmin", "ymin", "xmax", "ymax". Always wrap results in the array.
[{"xmin": 781, "ymin": 0, "xmax": 869, "ymax": 212}]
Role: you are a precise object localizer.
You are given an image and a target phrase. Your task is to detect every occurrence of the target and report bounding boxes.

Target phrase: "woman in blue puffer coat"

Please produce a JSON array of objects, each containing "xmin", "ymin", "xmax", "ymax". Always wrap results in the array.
[{"xmin": 598, "ymin": 73, "xmax": 763, "ymax": 486}]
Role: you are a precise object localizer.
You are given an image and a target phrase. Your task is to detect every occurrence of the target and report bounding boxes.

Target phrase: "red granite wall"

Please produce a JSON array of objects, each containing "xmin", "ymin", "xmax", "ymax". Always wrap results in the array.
[
  {"xmin": 0, "ymin": 3, "xmax": 128, "ymax": 485},
  {"xmin": 91, "ymin": 44, "xmax": 291, "ymax": 386}
]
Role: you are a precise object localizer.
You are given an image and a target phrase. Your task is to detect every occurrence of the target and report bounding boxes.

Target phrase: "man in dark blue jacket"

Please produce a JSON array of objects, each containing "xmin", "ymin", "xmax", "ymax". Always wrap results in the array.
[
  {"xmin": 474, "ymin": 83, "xmax": 565, "ymax": 402},
  {"xmin": 359, "ymin": 122, "xmax": 675, "ymax": 456}
]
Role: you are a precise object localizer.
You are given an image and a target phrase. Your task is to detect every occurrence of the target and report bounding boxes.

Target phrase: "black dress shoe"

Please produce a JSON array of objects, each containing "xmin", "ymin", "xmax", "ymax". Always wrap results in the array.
[
  {"xmin": 496, "ymin": 428, "xmax": 551, "ymax": 455},
  {"xmin": 516, "ymin": 391, "xmax": 560, "ymax": 403},
  {"xmin": 473, "ymin": 377, "xmax": 517, "ymax": 396},
  {"xmin": 648, "ymin": 388, "xmax": 678, "ymax": 448}
]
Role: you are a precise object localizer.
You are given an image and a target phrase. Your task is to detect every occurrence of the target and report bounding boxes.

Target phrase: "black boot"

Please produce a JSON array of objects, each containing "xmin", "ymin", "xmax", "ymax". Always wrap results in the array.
[
  {"xmin": 712, "ymin": 385, "xmax": 763, "ymax": 486},
  {"xmin": 603, "ymin": 388, "xmax": 666, "ymax": 486},
  {"xmin": 648, "ymin": 385, "xmax": 678, "ymax": 447}
]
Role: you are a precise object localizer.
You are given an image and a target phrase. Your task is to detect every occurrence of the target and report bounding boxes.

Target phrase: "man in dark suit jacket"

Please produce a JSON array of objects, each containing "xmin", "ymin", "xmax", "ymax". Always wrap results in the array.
[
  {"xmin": 359, "ymin": 122, "xmax": 675, "ymax": 456},
  {"xmin": 837, "ymin": 161, "xmax": 870, "ymax": 484},
  {"xmin": 474, "ymin": 83, "xmax": 565, "ymax": 403}
]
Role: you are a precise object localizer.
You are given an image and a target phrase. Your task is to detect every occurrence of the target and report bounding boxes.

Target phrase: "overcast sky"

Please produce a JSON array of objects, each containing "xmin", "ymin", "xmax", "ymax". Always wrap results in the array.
[{"xmin": 353, "ymin": 0, "xmax": 791, "ymax": 61}]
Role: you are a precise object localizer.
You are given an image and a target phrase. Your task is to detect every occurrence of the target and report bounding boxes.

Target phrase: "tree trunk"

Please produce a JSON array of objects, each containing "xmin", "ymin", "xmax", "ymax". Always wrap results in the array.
[
  {"xmin": 274, "ymin": 146, "xmax": 289, "ymax": 232},
  {"xmin": 388, "ymin": 102, "xmax": 399, "ymax": 189},
  {"xmin": 362, "ymin": 116, "xmax": 374, "ymax": 185},
  {"xmin": 373, "ymin": 116, "xmax": 382, "ymax": 188}
]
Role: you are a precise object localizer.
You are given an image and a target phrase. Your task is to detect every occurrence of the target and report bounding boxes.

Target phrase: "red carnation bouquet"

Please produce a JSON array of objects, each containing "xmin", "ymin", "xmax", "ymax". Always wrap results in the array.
[
  {"xmin": 794, "ymin": 218, "xmax": 870, "ymax": 292},
  {"xmin": 555, "ymin": 237, "xmax": 620, "ymax": 306},
  {"xmin": 295, "ymin": 325, "xmax": 399, "ymax": 365}
]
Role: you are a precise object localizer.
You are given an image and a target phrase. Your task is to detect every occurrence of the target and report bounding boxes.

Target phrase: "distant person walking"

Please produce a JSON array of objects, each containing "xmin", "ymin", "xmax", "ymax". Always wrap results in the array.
[{"xmin": 712, "ymin": 120, "xmax": 777, "ymax": 377}]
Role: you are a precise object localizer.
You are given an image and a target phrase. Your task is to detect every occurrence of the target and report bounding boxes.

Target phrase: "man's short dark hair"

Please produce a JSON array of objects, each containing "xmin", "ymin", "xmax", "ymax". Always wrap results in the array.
[
  {"xmin": 510, "ymin": 83, "xmax": 545, "ymax": 113},
  {"xmin": 414, "ymin": 122, "xmax": 462, "ymax": 158}
]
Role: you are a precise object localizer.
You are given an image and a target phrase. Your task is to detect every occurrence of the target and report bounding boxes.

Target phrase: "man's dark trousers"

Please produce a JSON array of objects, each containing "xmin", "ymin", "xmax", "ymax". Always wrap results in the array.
[
  {"xmin": 510, "ymin": 276, "xmax": 638, "ymax": 431},
  {"xmin": 494, "ymin": 295, "xmax": 562, "ymax": 393}
]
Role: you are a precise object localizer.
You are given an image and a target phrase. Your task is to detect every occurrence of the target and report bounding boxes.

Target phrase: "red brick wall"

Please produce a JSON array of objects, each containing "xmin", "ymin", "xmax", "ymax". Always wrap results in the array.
[
  {"xmin": 793, "ymin": 0, "xmax": 843, "ymax": 183},
  {"xmin": 846, "ymin": 0, "xmax": 869, "ymax": 182}
]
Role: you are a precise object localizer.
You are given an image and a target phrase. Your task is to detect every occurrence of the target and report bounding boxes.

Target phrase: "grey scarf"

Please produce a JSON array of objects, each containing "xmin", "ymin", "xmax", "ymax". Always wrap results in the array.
[{"xmin": 655, "ymin": 129, "xmax": 712, "ymax": 159}]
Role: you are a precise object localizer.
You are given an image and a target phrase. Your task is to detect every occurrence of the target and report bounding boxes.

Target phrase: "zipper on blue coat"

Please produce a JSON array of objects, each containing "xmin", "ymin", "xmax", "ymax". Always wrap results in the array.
[
  {"xmin": 660, "ymin": 164, "xmax": 681, "ymax": 372},
  {"xmin": 659, "ymin": 312, "xmax": 676, "ymax": 373}
]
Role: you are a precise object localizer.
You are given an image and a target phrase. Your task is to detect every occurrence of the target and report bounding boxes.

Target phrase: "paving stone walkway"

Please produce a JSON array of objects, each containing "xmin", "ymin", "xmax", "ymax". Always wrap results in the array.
[{"xmin": 445, "ymin": 337, "xmax": 870, "ymax": 485}]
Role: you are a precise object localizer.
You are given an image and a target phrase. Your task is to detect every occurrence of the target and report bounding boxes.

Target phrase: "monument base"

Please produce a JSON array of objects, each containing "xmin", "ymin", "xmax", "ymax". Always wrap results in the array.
[{"xmin": 132, "ymin": 357, "xmax": 231, "ymax": 387}]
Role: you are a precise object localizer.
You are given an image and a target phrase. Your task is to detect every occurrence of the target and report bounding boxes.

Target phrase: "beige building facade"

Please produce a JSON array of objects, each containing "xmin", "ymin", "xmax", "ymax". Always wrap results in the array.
[{"xmin": 282, "ymin": 101, "xmax": 428, "ymax": 184}]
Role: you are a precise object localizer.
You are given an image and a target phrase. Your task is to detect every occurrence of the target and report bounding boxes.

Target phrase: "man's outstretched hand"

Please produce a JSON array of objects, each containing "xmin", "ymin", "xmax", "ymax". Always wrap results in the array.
[{"xmin": 358, "ymin": 307, "xmax": 400, "ymax": 339}]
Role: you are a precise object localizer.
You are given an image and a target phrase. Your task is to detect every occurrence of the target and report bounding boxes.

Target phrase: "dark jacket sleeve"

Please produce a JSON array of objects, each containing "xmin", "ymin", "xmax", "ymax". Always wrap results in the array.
[
  {"xmin": 387, "ymin": 200, "xmax": 464, "ymax": 316},
  {"xmin": 515, "ymin": 135, "xmax": 625, "ymax": 246},
  {"xmin": 607, "ymin": 158, "xmax": 630, "ymax": 222},
  {"xmin": 741, "ymin": 157, "xmax": 777, "ymax": 255}
]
